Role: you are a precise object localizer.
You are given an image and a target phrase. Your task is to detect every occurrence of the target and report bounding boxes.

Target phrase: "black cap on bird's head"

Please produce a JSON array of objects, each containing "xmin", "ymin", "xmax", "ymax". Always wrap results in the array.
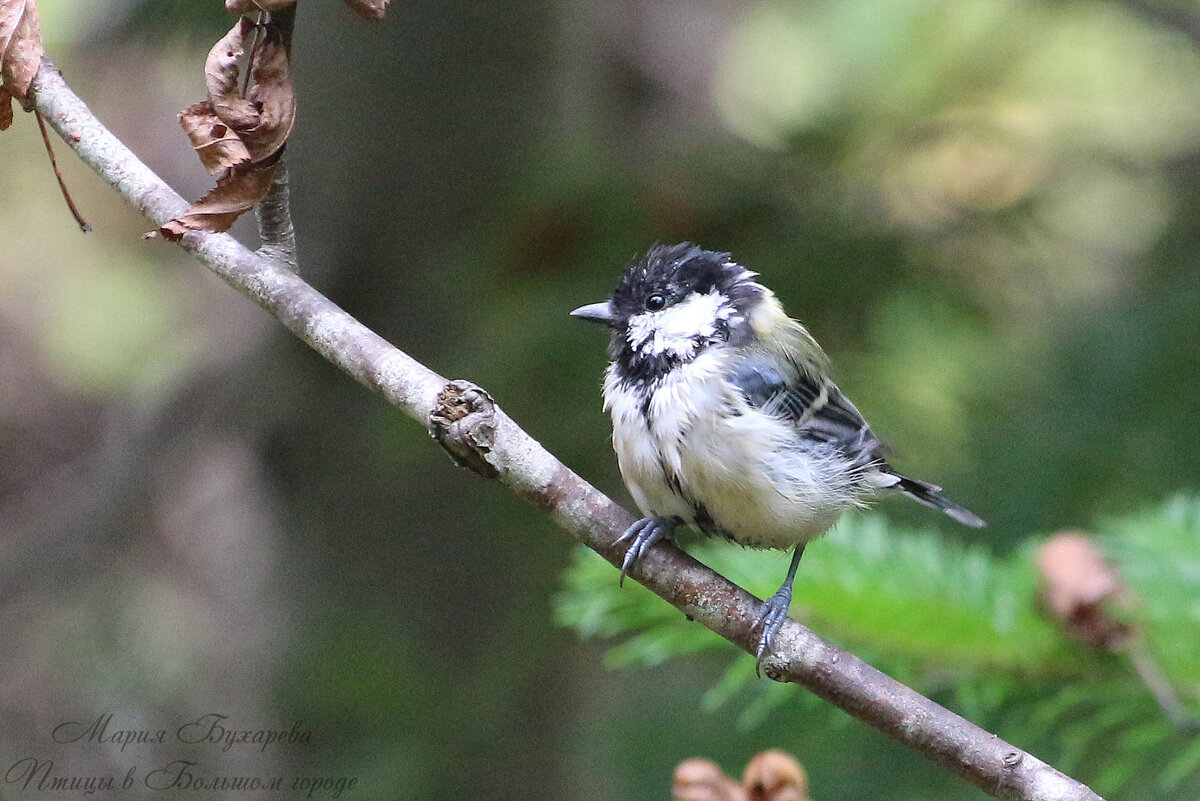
[
  {"xmin": 571, "ymin": 243, "xmax": 767, "ymax": 381},
  {"xmin": 570, "ymin": 243, "xmax": 761, "ymax": 327}
]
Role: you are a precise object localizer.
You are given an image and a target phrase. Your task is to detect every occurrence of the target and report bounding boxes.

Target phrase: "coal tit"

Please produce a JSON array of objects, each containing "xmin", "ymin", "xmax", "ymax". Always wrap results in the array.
[{"xmin": 572, "ymin": 243, "xmax": 985, "ymax": 667}]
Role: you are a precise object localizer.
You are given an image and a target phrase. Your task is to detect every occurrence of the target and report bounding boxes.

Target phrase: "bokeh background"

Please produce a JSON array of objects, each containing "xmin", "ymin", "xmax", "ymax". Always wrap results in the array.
[{"xmin": 3, "ymin": 1, "xmax": 1200, "ymax": 798}]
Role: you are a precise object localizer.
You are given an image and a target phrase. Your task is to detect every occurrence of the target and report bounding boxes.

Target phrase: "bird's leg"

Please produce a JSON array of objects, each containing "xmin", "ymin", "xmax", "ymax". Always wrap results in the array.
[
  {"xmin": 752, "ymin": 545, "xmax": 805, "ymax": 674},
  {"xmin": 614, "ymin": 517, "xmax": 677, "ymax": 586}
]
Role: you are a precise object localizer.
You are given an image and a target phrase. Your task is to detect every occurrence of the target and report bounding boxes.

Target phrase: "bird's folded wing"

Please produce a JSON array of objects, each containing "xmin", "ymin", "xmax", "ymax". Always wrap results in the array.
[{"xmin": 729, "ymin": 355, "xmax": 884, "ymax": 466}]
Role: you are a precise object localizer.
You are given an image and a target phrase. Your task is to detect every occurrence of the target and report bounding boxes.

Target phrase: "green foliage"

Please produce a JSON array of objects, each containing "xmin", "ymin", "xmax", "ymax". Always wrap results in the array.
[
  {"xmin": 1101, "ymin": 496, "xmax": 1200, "ymax": 683},
  {"xmin": 556, "ymin": 497, "xmax": 1200, "ymax": 798}
]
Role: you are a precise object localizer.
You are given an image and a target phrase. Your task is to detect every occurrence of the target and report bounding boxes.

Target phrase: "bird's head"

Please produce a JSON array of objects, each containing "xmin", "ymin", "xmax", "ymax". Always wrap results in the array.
[{"xmin": 571, "ymin": 243, "xmax": 771, "ymax": 383}]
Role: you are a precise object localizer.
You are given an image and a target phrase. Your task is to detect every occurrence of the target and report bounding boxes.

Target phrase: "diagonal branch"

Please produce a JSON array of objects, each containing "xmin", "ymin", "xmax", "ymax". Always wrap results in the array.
[{"xmin": 25, "ymin": 58, "xmax": 1103, "ymax": 801}]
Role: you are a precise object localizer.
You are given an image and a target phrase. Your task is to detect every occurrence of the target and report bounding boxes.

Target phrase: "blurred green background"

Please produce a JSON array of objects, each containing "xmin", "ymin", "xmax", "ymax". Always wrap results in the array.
[{"xmin": 3, "ymin": 0, "xmax": 1200, "ymax": 799}]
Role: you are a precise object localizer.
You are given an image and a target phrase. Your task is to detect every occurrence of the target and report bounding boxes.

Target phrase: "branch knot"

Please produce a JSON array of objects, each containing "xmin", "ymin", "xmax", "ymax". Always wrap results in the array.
[{"xmin": 429, "ymin": 380, "xmax": 499, "ymax": 479}]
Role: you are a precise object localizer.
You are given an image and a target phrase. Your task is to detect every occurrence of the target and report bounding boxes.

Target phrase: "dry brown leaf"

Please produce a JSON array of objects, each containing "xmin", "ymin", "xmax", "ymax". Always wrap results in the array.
[
  {"xmin": 0, "ymin": 0, "xmax": 44, "ymax": 109},
  {"xmin": 743, "ymin": 751, "xmax": 810, "ymax": 801},
  {"xmin": 240, "ymin": 24, "xmax": 295, "ymax": 161},
  {"xmin": 342, "ymin": 0, "xmax": 390, "ymax": 21},
  {"xmin": 1036, "ymin": 531, "xmax": 1134, "ymax": 651},
  {"xmin": 157, "ymin": 158, "xmax": 278, "ymax": 241},
  {"xmin": 673, "ymin": 759, "xmax": 745, "ymax": 801},
  {"xmin": 179, "ymin": 100, "xmax": 252, "ymax": 174},
  {"xmin": 225, "ymin": 0, "xmax": 297, "ymax": 11},
  {"xmin": 0, "ymin": 85, "xmax": 12, "ymax": 130},
  {"xmin": 198, "ymin": 17, "xmax": 294, "ymax": 163},
  {"xmin": 206, "ymin": 17, "xmax": 259, "ymax": 131},
  {"xmin": 166, "ymin": 15, "xmax": 295, "ymax": 236}
]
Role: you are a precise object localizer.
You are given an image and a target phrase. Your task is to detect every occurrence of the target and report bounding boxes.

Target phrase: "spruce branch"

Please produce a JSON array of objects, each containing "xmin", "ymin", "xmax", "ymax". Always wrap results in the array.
[{"xmin": 23, "ymin": 57, "xmax": 1104, "ymax": 801}]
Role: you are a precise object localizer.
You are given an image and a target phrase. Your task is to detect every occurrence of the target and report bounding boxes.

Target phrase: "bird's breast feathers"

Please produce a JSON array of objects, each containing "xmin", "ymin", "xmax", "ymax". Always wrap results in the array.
[{"xmin": 603, "ymin": 350, "xmax": 855, "ymax": 548}]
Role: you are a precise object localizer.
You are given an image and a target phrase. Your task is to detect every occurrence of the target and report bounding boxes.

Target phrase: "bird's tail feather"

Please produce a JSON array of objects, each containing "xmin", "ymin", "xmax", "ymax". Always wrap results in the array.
[{"xmin": 895, "ymin": 475, "xmax": 986, "ymax": 528}]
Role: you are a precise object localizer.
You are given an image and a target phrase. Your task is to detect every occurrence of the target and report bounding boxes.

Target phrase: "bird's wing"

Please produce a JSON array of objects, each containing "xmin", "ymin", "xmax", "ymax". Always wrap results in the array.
[
  {"xmin": 729, "ymin": 353, "xmax": 986, "ymax": 527},
  {"xmin": 728, "ymin": 354, "xmax": 884, "ymax": 469}
]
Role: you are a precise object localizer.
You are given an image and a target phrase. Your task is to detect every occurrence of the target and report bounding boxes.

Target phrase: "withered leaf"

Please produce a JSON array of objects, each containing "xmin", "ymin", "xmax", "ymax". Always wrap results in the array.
[
  {"xmin": 206, "ymin": 17, "xmax": 259, "ymax": 131},
  {"xmin": 179, "ymin": 100, "xmax": 251, "ymax": 174},
  {"xmin": 167, "ymin": 15, "xmax": 295, "ymax": 236},
  {"xmin": 240, "ymin": 24, "xmax": 295, "ymax": 161},
  {"xmin": 1036, "ymin": 531, "xmax": 1134, "ymax": 651},
  {"xmin": 343, "ymin": 0, "xmax": 390, "ymax": 21},
  {"xmin": 198, "ymin": 17, "xmax": 294, "ymax": 163},
  {"xmin": 0, "ymin": 0, "xmax": 44, "ymax": 110},
  {"xmin": 673, "ymin": 759, "xmax": 744, "ymax": 801},
  {"xmin": 0, "ymin": 86, "xmax": 12, "ymax": 130},
  {"xmin": 742, "ymin": 751, "xmax": 810, "ymax": 801},
  {"xmin": 225, "ymin": 0, "xmax": 297, "ymax": 12},
  {"xmin": 157, "ymin": 157, "xmax": 279, "ymax": 241}
]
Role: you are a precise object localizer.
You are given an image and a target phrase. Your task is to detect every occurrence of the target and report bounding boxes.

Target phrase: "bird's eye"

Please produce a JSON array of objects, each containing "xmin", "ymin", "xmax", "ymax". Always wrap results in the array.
[{"xmin": 645, "ymin": 294, "xmax": 666, "ymax": 311}]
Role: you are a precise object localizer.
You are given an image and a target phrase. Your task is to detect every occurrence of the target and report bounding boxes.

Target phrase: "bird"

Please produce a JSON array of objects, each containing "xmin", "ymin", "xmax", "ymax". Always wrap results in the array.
[{"xmin": 571, "ymin": 242, "xmax": 985, "ymax": 669}]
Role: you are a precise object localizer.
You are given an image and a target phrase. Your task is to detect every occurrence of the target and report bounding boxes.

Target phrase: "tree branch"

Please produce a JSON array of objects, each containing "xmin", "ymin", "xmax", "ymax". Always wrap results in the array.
[
  {"xmin": 254, "ymin": 7, "xmax": 297, "ymax": 268},
  {"xmin": 255, "ymin": 156, "xmax": 297, "ymax": 268},
  {"xmin": 24, "ymin": 58, "xmax": 1103, "ymax": 801}
]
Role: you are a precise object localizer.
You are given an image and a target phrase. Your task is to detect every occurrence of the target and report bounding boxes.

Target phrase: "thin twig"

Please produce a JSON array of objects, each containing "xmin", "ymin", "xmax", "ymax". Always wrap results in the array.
[
  {"xmin": 1127, "ymin": 642, "xmax": 1200, "ymax": 731},
  {"xmin": 240, "ymin": 11, "xmax": 266, "ymax": 98},
  {"xmin": 34, "ymin": 109, "xmax": 90, "ymax": 232},
  {"xmin": 254, "ymin": 8, "xmax": 297, "ymax": 269},
  {"xmin": 24, "ymin": 58, "xmax": 1105, "ymax": 801},
  {"xmin": 255, "ymin": 158, "xmax": 297, "ymax": 268}
]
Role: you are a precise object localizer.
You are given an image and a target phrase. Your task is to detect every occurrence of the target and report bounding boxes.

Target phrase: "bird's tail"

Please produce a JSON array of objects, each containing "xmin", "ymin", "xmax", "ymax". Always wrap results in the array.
[{"xmin": 895, "ymin": 475, "xmax": 986, "ymax": 528}]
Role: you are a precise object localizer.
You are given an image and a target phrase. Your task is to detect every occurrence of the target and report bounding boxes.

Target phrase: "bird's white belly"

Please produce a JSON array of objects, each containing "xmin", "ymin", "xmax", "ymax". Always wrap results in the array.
[{"xmin": 605, "ymin": 357, "xmax": 851, "ymax": 549}]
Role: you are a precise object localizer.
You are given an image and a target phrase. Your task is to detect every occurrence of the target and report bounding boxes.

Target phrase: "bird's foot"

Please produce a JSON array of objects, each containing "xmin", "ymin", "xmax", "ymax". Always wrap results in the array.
[
  {"xmin": 615, "ymin": 517, "xmax": 672, "ymax": 586},
  {"xmin": 751, "ymin": 586, "xmax": 793, "ymax": 676}
]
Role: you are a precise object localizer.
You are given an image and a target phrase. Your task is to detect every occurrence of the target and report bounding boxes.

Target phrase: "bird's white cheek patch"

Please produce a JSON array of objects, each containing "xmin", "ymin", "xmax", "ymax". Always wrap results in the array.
[{"xmin": 625, "ymin": 290, "xmax": 731, "ymax": 357}]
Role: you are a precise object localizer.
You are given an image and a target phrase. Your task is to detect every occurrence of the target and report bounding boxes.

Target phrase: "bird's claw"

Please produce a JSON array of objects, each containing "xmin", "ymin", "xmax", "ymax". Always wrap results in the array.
[
  {"xmin": 615, "ymin": 517, "xmax": 670, "ymax": 586},
  {"xmin": 751, "ymin": 588, "xmax": 793, "ymax": 676}
]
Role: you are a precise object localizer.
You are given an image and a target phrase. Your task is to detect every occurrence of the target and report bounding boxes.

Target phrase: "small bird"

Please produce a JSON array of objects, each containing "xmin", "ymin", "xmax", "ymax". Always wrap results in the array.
[{"xmin": 572, "ymin": 243, "xmax": 984, "ymax": 668}]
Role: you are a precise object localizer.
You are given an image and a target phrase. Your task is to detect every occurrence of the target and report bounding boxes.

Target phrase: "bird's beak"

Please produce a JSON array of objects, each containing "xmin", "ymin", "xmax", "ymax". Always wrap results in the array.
[{"xmin": 569, "ymin": 301, "xmax": 617, "ymax": 326}]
